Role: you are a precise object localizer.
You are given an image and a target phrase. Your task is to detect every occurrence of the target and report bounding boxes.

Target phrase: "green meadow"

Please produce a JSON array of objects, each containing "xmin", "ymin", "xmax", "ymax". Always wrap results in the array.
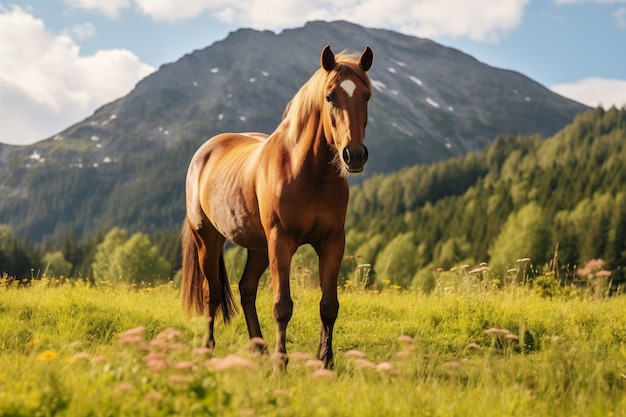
[{"xmin": 1, "ymin": 270, "xmax": 625, "ymax": 417}]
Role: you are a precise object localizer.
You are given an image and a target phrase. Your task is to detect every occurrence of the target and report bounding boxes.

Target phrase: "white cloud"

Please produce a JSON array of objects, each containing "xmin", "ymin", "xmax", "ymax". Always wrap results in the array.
[
  {"xmin": 551, "ymin": 78, "xmax": 626, "ymax": 109},
  {"xmin": 354, "ymin": 0, "xmax": 529, "ymax": 41},
  {"xmin": 0, "ymin": 6, "xmax": 154, "ymax": 145},
  {"xmin": 132, "ymin": 0, "xmax": 529, "ymax": 41},
  {"xmin": 68, "ymin": 22, "xmax": 96, "ymax": 40},
  {"xmin": 133, "ymin": 0, "xmax": 230, "ymax": 21},
  {"xmin": 554, "ymin": 0, "xmax": 626, "ymax": 4},
  {"xmin": 64, "ymin": 0, "xmax": 130, "ymax": 18},
  {"xmin": 615, "ymin": 7, "xmax": 626, "ymax": 27}
]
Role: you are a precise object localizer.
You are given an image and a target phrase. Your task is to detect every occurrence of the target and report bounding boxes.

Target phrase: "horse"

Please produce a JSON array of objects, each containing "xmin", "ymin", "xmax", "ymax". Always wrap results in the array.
[{"xmin": 181, "ymin": 45, "xmax": 373, "ymax": 369}]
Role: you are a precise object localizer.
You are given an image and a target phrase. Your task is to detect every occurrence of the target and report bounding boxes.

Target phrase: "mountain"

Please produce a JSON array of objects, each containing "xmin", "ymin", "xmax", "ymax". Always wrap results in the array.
[{"xmin": 0, "ymin": 20, "xmax": 589, "ymax": 242}]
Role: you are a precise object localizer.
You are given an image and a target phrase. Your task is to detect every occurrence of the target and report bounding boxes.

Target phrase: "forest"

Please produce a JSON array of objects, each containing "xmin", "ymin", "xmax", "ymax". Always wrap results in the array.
[{"xmin": 1, "ymin": 107, "xmax": 625, "ymax": 291}]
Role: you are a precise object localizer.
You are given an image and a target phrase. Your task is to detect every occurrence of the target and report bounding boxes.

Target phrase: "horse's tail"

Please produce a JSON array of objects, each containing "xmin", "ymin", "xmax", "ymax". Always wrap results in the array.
[
  {"xmin": 181, "ymin": 218, "xmax": 237, "ymax": 323},
  {"xmin": 181, "ymin": 218, "xmax": 204, "ymax": 317}
]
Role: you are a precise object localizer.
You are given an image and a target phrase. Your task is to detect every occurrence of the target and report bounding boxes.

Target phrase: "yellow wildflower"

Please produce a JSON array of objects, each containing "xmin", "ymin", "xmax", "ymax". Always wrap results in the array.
[{"xmin": 38, "ymin": 350, "xmax": 58, "ymax": 361}]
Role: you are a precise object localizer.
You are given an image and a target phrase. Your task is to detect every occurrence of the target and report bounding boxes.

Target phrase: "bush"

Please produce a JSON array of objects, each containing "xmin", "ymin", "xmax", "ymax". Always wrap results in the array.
[
  {"xmin": 42, "ymin": 251, "xmax": 72, "ymax": 278},
  {"xmin": 92, "ymin": 228, "xmax": 171, "ymax": 285}
]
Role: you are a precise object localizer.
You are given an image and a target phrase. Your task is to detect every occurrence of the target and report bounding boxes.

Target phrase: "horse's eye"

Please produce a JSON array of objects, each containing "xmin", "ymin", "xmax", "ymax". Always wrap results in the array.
[
  {"xmin": 365, "ymin": 93, "xmax": 371, "ymax": 102},
  {"xmin": 325, "ymin": 93, "xmax": 335, "ymax": 103}
]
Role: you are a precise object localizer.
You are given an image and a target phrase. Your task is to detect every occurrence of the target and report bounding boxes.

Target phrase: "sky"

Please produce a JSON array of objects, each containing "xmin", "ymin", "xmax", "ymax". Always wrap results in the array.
[{"xmin": 1, "ymin": 0, "xmax": 625, "ymax": 146}]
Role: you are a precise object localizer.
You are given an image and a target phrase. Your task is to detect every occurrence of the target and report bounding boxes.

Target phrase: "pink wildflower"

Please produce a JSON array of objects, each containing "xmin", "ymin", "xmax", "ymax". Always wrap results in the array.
[
  {"xmin": 148, "ymin": 338, "xmax": 169, "ymax": 350},
  {"xmin": 168, "ymin": 374, "xmax": 193, "ymax": 385},
  {"xmin": 376, "ymin": 362, "xmax": 394, "ymax": 373},
  {"xmin": 192, "ymin": 347, "xmax": 213, "ymax": 356},
  {"xmin": 144, "ymin": 352, "xmax": 169, "ymax": 372},
  {"xmin": 118, "ymin": 334, "xmax": 143, "ymax": 345},
  {"xmin": 155, "ymin": 328, "xmax": 181, "ymax": 341},
  {"xmin": 586, "ymin": 259, "xmax": 606, "ymax": 270},
  {"xmin": 144, "ymin": 391, "xmax": 162, "ymax": 401},
  {"xmin": 484, "ymin": 328, "xmax": 511, "ymax": 336},
  {"xmin": 310, "ymin": 369, "xmax": 335, "ymax": 379},
  {"xmin": 119, "ymin": 326, "xmax": 146, "ymax": 338},
  {"xmin": 443, "ymin": 361, "xmax": 461, "ymax": 370},
  {"xmin": 246, "ymin": 337, "xmax": 267, "ymax": 351},
  {"xmin": 345, "ymin": 349, "xmax": 367, "ymax": 359},
  {"xmin": 70, "ymin": 352, "xmax": 91, "ymax": 362},
  {"xmin": 304, "ymin": 359, "xmax": 324, "ymax": 370},
  {"xmin": 91, "ymin": 355, "xmax": 107, "ymax": 364},
  {"xmin": 115, "ymin": 382, "xmax": 135, "ymax": 393},
  {"xmin": 353, "ymin": 358, "xmax": 376, "ymax": 370},
  {"xmin": 208, "ymin": 355, "xmax": 255, "ymax": 371},
  {"xmin": 145, "ymin": 359, "xmax": 168, "ymax": 372}
]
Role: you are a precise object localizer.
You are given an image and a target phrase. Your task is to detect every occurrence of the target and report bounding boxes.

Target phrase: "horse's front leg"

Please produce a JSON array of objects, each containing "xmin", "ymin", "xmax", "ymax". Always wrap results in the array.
[
  {"xmin": 315, "ymin": 232, "xmax": 344, "ymax": 369},
  {"xmin": 267, "ymin": 229, "xmax": 297, "ymax": 368}
]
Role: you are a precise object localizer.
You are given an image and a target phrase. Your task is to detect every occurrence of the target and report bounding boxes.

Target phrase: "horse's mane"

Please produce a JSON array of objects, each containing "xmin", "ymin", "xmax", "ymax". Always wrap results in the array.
[{"xmin": 281, "ymin": 51, "xmax": 372, "ymax": 145}]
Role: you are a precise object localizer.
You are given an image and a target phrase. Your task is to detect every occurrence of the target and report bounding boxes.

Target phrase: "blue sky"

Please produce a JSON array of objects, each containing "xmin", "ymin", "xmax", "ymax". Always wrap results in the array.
[{"xmin": 1, "ymin": 0, "xmax": 625, "ymax": 145}]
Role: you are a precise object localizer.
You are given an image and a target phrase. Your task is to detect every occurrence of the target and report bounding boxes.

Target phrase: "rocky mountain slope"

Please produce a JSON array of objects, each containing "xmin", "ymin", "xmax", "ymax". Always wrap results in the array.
[{"xmin": 0, "ymin": 20, "xmax": 589, "ymax": 241}]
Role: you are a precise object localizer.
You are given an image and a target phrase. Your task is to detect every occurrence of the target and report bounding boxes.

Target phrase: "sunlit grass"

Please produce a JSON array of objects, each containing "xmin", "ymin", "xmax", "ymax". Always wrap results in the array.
[{"xmin": 1, "ymin": 275, "xmax": 625, "ymax": 416}]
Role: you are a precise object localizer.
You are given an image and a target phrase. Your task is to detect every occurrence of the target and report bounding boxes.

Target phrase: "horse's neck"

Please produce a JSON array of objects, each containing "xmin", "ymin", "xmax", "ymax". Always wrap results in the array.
[
  {"xmin": 274, "ymin": 115, "xmax": 341, "ymax": 182},
  {"xmin": 295, "ymin": 117, "xmax": 342, "ymax": 181}
]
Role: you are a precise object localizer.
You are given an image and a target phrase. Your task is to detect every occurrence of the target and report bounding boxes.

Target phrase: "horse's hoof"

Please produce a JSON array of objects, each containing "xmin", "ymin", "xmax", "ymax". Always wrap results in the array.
[
  {"xmin": 246, "ymin": 337, "xmax": 268, "ymax": 353},
  {"xmin": 271, "ymin": 352, "xmax": 289, "ymax": 372}
]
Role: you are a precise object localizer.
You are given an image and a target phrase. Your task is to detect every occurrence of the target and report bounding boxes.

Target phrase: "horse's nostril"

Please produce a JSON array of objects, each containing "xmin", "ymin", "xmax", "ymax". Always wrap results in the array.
[
  {"xmin": 342, "ymin": 145, "xmax": 368, "ymax": 171},
  {"xmin": 342, "ymin": 148, "xmax": 351, "ymax": 165}
]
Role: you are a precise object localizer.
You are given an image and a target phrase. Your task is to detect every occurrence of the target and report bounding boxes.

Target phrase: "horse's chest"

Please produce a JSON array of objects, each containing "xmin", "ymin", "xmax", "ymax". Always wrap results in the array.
[{"xmin": 278, "ymin": 184, "xmax": 348, "ymax": 239}]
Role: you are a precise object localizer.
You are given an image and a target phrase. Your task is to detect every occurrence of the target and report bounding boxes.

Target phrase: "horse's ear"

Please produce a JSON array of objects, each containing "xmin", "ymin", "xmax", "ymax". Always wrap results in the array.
[
  {"xmin": 321, "ymin": 45, "xmax": 336, "ymax": 72},
  {"xmin": 359, "ymin": 46, "xmax": 373, "ymax": 72}
]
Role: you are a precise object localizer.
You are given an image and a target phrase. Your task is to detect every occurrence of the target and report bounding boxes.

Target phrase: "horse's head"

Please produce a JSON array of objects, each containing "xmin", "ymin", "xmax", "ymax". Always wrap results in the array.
[{"xmin": 320, "ymin": 45, "xmax": 373, "ymax": 174}]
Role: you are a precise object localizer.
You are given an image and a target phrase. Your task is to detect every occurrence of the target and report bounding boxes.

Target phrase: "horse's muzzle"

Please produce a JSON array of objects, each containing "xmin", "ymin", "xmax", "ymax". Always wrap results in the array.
[{"xmin": 342, "ymin": 145, "xmax": 369, "ymax": 173}]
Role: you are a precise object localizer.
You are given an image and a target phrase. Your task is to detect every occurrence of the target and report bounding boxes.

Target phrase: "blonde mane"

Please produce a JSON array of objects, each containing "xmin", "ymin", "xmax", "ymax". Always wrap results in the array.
[{"xmin": 281, "ymin": 51, "xmax": 372, "ymax": 145}]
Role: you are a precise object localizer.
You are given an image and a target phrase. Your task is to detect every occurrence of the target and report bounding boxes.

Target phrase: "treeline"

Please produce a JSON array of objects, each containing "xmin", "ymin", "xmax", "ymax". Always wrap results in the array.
[
  {"xmin": 0, "ymin": 225, "xmax": 180, "ymax": 283},
  {"xmin": 2, "ymin": 108, "xmax": 625, "ymax": 291}
]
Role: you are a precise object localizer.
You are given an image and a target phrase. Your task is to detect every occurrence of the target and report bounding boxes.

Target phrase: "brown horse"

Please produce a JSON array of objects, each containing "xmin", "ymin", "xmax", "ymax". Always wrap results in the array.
[{"xmin": 181, "ymin": 45, "xmax": 373, "ymax": 369}]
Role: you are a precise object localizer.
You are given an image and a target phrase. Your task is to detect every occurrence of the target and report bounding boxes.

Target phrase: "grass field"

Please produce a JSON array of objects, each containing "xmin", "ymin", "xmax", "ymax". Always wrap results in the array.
[{"xmin": 1, "ymin": 273, "xmax": 625, "ymax": 416}]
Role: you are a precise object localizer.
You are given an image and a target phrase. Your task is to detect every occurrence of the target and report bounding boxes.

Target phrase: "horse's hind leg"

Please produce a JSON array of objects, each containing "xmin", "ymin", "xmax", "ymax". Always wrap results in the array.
[
  {"xmin": 194, "ymin": 221, "xmax": 227, "ymax": 349},
  {"xmin": 239, "ymin": 249, "xmax": 269, "ymax": 347}
]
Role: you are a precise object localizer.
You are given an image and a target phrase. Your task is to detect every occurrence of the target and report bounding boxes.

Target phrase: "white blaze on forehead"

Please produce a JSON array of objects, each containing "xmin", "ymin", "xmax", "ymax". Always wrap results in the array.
[{"xmin": 340, "ymin": 79, "xmax": 357, "ymax": 98}]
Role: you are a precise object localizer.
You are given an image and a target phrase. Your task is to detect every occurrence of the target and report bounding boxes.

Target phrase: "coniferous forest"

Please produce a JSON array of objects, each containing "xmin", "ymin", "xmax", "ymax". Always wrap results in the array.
[
  {"xmin": 1, "ymin": 108, "xmax": 625, "ymax": 290},
  {"xmin": 345, "ymin": 107, "xmax": 626, "ymax": 289}
]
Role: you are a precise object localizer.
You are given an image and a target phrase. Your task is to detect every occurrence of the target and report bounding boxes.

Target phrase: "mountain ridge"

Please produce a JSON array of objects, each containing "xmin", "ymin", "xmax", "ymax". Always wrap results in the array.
[{"xmin": 0, "ymin": 20, "xmax": 589, "ymax": 242}]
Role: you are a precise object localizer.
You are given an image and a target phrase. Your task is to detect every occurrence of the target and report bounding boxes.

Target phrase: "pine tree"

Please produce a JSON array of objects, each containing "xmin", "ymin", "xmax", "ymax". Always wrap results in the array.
[{"xmin": 606, "ymin": 193, "xmax": 626, "ymax": 284}]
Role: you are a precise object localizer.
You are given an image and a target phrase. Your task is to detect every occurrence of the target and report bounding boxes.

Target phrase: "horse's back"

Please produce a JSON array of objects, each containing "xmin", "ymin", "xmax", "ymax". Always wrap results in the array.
[
  {"xmin": 187, "ymin": 132, "xmax": 267, "ymax": 181},
  {"xmin": 191, "ymin": 131, "xmax": 267, "ymax": 161}
]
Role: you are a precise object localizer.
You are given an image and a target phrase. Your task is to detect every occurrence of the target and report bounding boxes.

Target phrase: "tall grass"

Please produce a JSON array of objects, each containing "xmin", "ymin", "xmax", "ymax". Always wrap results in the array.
[{"xmin": 1, "ymin": 275, "xmax": 625, "ymax": 416}]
